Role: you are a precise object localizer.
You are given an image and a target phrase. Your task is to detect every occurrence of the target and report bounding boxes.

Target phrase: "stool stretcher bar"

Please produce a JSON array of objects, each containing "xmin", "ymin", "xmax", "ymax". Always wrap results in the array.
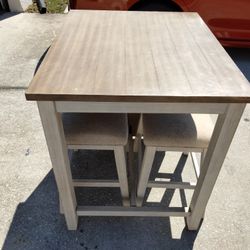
[
  {"xmin": 76, "ymin": 206, "xmax": 190, "ymax": 217},
  {"xmin": 72, "ymin": 179, "xmax": 120, "ymax": 187},
  {"xmin": 147, "ymin": 181, "xmax": 196, "ymax": 190},
  {"xmin": 72, "ymin": 180, "xmax": 196, "ymax": 189}
]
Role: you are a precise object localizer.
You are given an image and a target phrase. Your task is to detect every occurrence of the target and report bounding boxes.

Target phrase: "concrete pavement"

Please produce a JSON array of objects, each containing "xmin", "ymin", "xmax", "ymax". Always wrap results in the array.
[
  {"xmin": 0, "ymin": 12, "xmax": 250, "ymax": 250},
  {"xmin": 0, "ymin": 12, "xmax": 64, "ymax": 88}
]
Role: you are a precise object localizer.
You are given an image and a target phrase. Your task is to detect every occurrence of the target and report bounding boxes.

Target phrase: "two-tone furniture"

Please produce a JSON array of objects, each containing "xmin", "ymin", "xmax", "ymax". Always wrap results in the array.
[{"xmin": 26, "ymin": 10, "xmax": 250, "ymax": 230}]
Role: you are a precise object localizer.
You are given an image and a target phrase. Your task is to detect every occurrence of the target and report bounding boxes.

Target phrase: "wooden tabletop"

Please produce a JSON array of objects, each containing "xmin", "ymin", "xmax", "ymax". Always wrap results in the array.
[{"xmin": 26, "ymin": 10, "xmax": 250, "ymax": 103}]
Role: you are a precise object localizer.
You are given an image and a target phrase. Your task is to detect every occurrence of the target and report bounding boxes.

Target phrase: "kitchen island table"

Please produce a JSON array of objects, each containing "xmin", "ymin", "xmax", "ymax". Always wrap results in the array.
[{"xmin": 26, "ymin": 10, "xmax": 250, "ymax": 230}]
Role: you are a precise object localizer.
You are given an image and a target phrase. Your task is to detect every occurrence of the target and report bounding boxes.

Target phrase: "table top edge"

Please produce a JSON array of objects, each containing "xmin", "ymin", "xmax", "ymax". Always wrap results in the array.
[{"xmin": 25, "ymin": 92, "xmax": 250, "ymax": 104}]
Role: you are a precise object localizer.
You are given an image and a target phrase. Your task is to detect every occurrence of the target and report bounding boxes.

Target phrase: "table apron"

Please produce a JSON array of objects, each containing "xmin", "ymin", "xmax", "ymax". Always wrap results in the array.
[{"xmin": 55, "ymin": 101, "xmax": 228, "ymax": 114}]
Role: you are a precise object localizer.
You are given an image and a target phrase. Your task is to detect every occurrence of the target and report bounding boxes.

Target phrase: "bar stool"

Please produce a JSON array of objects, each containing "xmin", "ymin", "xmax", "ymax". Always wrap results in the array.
[
  {"xmin": 136, "ymin": 113, "xmax": 214, "ymax": 206},
  {"xmin": 61, "ymin": 113, "xmax": 130, "ymax": 210}
]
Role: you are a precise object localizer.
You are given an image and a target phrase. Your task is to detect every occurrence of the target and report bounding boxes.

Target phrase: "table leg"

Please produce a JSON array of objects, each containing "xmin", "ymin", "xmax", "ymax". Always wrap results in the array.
[
  {"xmin": 37, "ymin": 101, "xmax": 78, "ymax": 230},
  {"xmin": 186, "ymin": 103, "xmax": 246, "ymax": 230}
]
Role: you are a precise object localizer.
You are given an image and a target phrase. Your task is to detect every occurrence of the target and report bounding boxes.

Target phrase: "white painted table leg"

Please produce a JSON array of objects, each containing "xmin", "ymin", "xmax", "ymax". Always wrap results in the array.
[
  {"xmin": 186, "ymin": 104, "xmax": 246, "ymax": 230},
  {"xmin": 37, "ymin": 101, "xmax": 78, "ymax": 230}
]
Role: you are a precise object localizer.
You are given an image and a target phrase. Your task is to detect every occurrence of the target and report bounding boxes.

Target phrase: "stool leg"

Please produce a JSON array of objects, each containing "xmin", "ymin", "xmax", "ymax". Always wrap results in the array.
[
  {"xmin": 200, "ymin": 149, "xmax": 207, "ymax": 167},
  {"xmin": 200, "ymin": 148, "xmax": 207, "ymax": 220},
  {"xmin": 59, "ymin": 195, "xmax": 64, "ymax": 214},
  {"xmin": 137, "ymin": 146, "xmax": 156, "ymax": 207},
  {"xmin": 114, "ymin": 146, "xmax": 130, "ymax": 207}
]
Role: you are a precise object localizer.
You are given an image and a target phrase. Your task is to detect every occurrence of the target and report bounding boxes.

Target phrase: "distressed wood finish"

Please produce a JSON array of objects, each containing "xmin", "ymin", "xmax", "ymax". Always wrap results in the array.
[{"xmin": 26, "ymin": 10, "xmax": 250, "ymax": 103}]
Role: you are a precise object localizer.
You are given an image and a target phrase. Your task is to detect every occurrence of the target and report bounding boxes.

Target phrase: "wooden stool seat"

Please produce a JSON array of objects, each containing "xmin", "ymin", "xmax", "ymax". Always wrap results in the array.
[
  {"xmin": 143, "ymin": 114, "xmax": 213, "ymax": 149},
  {"xmin": 62, "ymin": 113, "xmax": 128, "ymax": 146}
]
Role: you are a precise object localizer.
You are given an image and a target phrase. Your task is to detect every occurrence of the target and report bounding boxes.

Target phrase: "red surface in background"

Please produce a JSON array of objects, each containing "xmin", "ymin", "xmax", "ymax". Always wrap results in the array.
[{"xmin": 70, "ymin": 0, "xmax": 250, "ymax": 47}]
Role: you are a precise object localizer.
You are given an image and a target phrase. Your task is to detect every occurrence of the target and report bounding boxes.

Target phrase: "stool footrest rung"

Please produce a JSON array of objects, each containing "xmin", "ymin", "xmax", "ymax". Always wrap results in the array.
[
  {"xmin": 147, "ymin": 181, "xmax": 196, "ymax": 189},
  {"xmin": 72, "ymin": 179, "xmax": 120, "ymax": 187},
  {"xmin": 76, "ymin": 206, "xmax": 190, "ymax": 217}
]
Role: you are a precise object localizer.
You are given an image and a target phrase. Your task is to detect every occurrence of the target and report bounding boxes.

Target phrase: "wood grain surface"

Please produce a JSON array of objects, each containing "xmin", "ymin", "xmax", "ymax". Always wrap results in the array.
[{"xmin": 26, "ymin": 10, "xmax": 250, "ymax": 103}]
